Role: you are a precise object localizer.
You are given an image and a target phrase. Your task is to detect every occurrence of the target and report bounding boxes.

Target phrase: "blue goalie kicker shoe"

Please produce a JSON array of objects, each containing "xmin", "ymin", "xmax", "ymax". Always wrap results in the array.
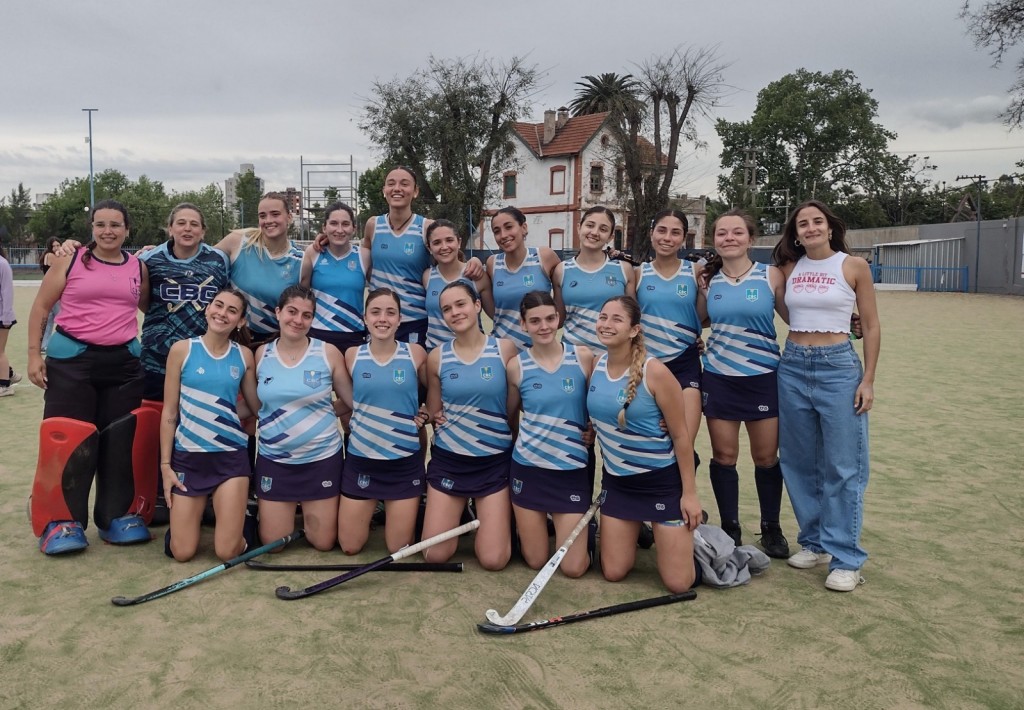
[
  {"xmin": 98, "ymin": 514, "xmax": 151, "ymax": 545},
  {"xmin": 39, "ymin": 521, "xmax": 89, "ymax": 555}
]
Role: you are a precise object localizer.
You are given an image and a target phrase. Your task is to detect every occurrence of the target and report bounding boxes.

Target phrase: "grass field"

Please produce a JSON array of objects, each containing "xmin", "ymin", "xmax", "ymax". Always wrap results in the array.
[{"xmin": 1, "ymin": 286, "xmax": 1022, "ymax": 709}]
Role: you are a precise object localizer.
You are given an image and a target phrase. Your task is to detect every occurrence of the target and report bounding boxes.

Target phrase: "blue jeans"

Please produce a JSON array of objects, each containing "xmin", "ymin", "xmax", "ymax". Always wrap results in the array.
[{"xmin": 777, "ymin": 340, "xmax": 869, "ymax": 571}]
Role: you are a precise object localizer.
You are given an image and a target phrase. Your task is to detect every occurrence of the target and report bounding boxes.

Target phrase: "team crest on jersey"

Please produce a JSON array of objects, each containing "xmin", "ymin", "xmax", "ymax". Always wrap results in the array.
[
  {"xmin": 677, "ymin": 284, "xmax": 688, "ymax": 298},
  {"xmin": 347, "ymin": 260, "xmax": 357, "ymax": 271},
  {"xmin": 404, "ymin": 242, "xmax": 416, "ymax": 256},
  {"xmin": 605, "ymin": 276, "xmax": 618, "ymax": 286},
  {"xmin": 230, "ymin": 366, "xmax": 240, "ymax": 380},
  {"xmin": 441, "ymin": 478, "xmax": 455, "ymax": 490},
  {"xmin": 260, "ymin": 476, "xmax": 273, "ymax": 493},
  {"xmin": 480, "ymin": 366, "xmax": 493, "ymax": 381},
  {"xmin": 616, "ymin": 388, "xmax": 627, "ymax": 404},
  {"xmin": 562, "ymin": 377, "xmax": 575, "ymax": 394},
  {"xmin": 523, "ymin": 274, "xmax": 535, "ymax": 287},
  {"xmin": 196, "ymin": 367, "xmax": 206, "ymax": 375},
  {"xmin": 357, "ymin": 474, "xmax": 371, "ymax": 489},
  {"xmin": 393, "ymin": 369, "xmax": 406, "ymax": 385},
  {"xmin": 511, "ymin": 478, "xmax": 523, "ymax": 494},
  {"xmin": 319, "ymin": 256, "xmax": 329, "ymax": 265},
  {"xmin": 746, "ymin": 288, "xmax": 759, "ymax": 302},
  {"xmin": 303, "ymin": 370, "xmax": 323, "ymax": 388}
]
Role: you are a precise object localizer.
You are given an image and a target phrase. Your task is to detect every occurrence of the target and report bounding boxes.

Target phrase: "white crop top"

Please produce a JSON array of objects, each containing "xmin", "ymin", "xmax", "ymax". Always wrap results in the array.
[{"xmin": 785, "ymin": 252, "xmax": 856, "ymax": 333}]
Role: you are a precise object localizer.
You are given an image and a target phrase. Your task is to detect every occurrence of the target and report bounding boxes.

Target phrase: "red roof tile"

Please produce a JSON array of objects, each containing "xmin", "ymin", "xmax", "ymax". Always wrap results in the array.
[{"xmin": 513, "ymin": 112, "xmax": 610, "ymax": 157}]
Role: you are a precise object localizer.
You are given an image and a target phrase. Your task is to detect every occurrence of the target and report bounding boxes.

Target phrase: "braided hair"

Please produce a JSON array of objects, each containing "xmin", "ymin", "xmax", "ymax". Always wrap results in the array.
[{"xmin": 603, "ymin": 295, "xmax": 647, "ymax": 429}]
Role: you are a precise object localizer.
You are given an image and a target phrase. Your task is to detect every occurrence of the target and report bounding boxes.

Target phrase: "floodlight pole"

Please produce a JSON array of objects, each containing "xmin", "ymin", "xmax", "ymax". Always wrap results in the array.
[{"xmin": 956, "ymin": 174, "xmax": 986, "ymax": 293}]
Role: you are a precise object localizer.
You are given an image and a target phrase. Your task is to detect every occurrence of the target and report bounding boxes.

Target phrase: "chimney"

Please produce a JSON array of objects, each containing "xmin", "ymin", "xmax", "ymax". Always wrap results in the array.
[
  {"xmin": 556, "ymin": 106, "xmax": 569, "ymax": 129},
  {"xmin": 543, "ymin": 109, "xmax": 556, "ymax": 144}
]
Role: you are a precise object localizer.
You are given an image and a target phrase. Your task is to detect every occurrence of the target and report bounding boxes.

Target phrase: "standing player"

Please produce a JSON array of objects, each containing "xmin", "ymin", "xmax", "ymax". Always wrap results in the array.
[
  {"xmin": 588, "ymin": 296, "xmax": 702, "ymax": 593},
  {"xmin": 698, "ymin": 210, "xmax": 789, "ymax": 557},
  {"xmin": 486, "ymin": 207, "xmax": 560, "ymax": 350},
  {"xmin": 421, "ymin": 282, "xmax": 517, "ymax": 570},
  {"xmin": 160, "ymin": 288, "xmax": 259, "ymax": 561},
  {"xmin": 338, "ymin": 288, "xmax": 429, "ymax": 554},
  {"xmin": 300, "ymin": 201, "xmax": 369, "ymax": 354},
  {"xmin": 254, "ymin": 285, "xmax": 351, "ymax": 551},
  {"xmin": 772, "ymin": 200, "xmax": 881, "ymax": 592},
  {"xmin": 423, "ymin": 219, "xmax": 493, "ymax": 350},
  {"xmin": 507, "ymin": 291, "xmax": 595, "ymax": 577},
  {"xmin": 554, "ymin": 206, "xmax": 636, "ymax": 351},
  {"xmin": 0, "ymin": 244, "xmax": 17, "ymax": 396}
]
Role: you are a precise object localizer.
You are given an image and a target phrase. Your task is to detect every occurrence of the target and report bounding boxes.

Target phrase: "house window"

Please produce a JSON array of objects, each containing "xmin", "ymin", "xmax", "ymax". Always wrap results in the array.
[
  {"xmin": 550, "ymin": 166, "xmax": 566, "ymax": 195},
  {"xmin": 502, "ymin": 172, "xmax": 517, "ymax": 199},
  {"xmin": 615, "ymin": 166, "xmax": 625, "ymax": 194},
  {"xmin": 589, "ymin": 165, "xmax": 604, "ymax": 193},
  {"xmin": 548, "ymin": 229, "xmax": 566, "ymax": 251}
]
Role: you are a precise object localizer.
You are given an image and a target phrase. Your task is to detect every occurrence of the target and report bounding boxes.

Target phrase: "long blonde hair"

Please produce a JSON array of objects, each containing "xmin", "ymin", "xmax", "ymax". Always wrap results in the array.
[
  {"xmin": 604, "ymin": 295, "xmax": 647, "ymax": 429},
  {"xmin": 241, "ymin": 192, "xmax": 291, "ymax": 259}
]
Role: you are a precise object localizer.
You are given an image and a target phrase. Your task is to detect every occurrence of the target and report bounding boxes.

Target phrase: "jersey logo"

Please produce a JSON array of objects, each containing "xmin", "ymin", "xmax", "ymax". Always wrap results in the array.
[
  {"xmin": 523, "ymin": 274, "xmax": 535, "ymax": 287},
  {"xmin": 569, "ymin": 280, "xmax": 579, "ymax": 288},
  {"xmin": 347, "ymin": 260, "xmax": 357, "ymax": 270},
  {"xmin": 646, "ymin": 285, "xmax": 656, "ymax": 291},
  {"xmin": 616, "ymin": 388, "xmax": 627, "ymax": 404},
  {"xmin": 319, "ymin": 256, "xmax": 329, "ymax": 265},
  {"xmin": 448, "ymin": 372, "xmax": 459, "ymax": 380},
  {"xmin": 702, "ymin": 391, "xmax": 709, "ymax": 407},
  {"xmin": 758, "ymin": 405, "xmax": 769, "ymax": 412},
  {"xmin": 321, "ymin": 480, "xmax": 333, "ymax": 488},
  {"xmin": 655, "ymin": 503, "xmax": 666, "ymax": 511},
  {"xmin": 605, "ymin": 276, "xmax": 618, "ymax": 287},
  {"xmin": 260, "ymin": 476, "xmax": 273, "ymax": 493},
  {"xmin": 403, "ymin": 242, "xmax": 416, "ymax": 255},
  {"xmin": 357, "ymin": 474, "xmax": 371, "ymax": 489},
  {"xmin": 381, "ymin": 242, "xmax": 389, "ymax": 250},
  {"xmin": 196, "ymin": 367, "xmax": 206, "ymax": 375},
  {"xmin": 532, "ymin": 382, "xmax": 543, "ymax": 390},
  {"xmin": 130, "ymin": 276, "xmax": 141, "ymax": 298},
  {"xmin": 303, "ymin": 370, "xmax": 323, "ymax": 388},
  {"xmin": 511, "ymin": 478, "xmax": 523, "ymax": 494},
  {"xmin": 562, "ymin": 377, "xmax": 575, "ymax": 394},
  {"xmin": 440, "ymin": 477, "xmax": 455, "ymax": 490},
  {"xmin": 362, "ymin": 372, "xmax": 372, "ymax": 379},
  {"xmin": 569, "ymin": 494, "xmax": 581, "ymax": 502},
  {"xmin": 393, "ymin": 369, "xmax": 406, "ymax": 385},
  {"xmin": 480, "ymin": 366, "xmax": 493, "ymax": 381},
  {"xmin": 746, "ymin": 288, "xmax": 759, "ymax": 302},
  {"xmin": 677, "ymin": 284, "xmax": 688, "ymax": 298},
  {"xmin": 230, "ymin": 366, "xmax": 240, "ymax": 380}
]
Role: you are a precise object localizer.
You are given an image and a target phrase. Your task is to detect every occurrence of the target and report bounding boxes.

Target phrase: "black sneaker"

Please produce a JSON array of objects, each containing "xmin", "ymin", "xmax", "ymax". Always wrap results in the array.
[
  {"xmin": 722, "ymin": 521, "xmax": 743, "ymax": 547},
  {"xmin": 637, "ymin": 522, "xmax": 655, "ymax": 549},
  {"xmin": 759, "ymin": 521, "xmax": 790, "ymax": 559}
]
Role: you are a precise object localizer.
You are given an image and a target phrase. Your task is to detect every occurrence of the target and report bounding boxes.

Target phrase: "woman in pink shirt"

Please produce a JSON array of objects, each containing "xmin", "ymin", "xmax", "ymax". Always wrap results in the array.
[{"xmin": 27, "ymin": 200, "xmax": 154, "ymax": 555}]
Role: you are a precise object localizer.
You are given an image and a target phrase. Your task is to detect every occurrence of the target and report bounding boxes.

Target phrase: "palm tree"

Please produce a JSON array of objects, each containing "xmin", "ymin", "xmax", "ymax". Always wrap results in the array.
[{"xmin": 569, "ymin": 73, "xmax": 643, "ymax": 120}]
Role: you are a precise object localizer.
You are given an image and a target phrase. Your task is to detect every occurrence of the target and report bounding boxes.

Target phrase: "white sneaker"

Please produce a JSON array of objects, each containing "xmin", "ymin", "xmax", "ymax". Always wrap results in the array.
[
  {"xmin": 0, "ymin": 385, "xmax": 14, "ymax": 398},
  {"xmin": 787, "ymin": 546, "xmax": 832, "ymax": 569},
  {"xmin": 9, "ymin": 371, "xmax": 22, "ymax": 385},
  {"xmin": 825, "ymin": 568, "xmax": 866, "ymax": 592}
]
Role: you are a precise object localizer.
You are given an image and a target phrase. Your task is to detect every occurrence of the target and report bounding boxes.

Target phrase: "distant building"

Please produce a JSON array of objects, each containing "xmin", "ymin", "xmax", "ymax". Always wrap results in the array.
[
  {"xmin": 224, "ymin": 163, "xmax": 264, "ymax": 213},
  {"xmin": 34, "ymin": 193, "xmax": 52, "ymax": 207},
  {"xmin": 668, "ymin": 194, "xmax": 708, "ymax": 249}
]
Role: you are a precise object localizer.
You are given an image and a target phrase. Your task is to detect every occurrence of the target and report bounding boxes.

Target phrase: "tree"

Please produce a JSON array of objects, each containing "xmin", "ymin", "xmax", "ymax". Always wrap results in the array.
[
  {"xmin": 361, "ymin": 55, "xmax": 542, "ymax": 244},
  {"xmin": 962, "ymin": 1, "xmax": 1024, "ymax": 127},
  {"xmin": 716, "ymin": 69, "xmax": 903, "ymax": 226},
  {"xmin": 234, "ymin": 168, "xmax": 262, "ymax": 229},
  {"xmin": 0, "ymin": 183, "xmax": 32, "ymax": 248},
  {"xmin": 592, "ymin": 46, "xmax": 729, "ymax": 259},
  {"xmin": 569, "ymin": 73, "xmax": 643, "ymax": 119}
]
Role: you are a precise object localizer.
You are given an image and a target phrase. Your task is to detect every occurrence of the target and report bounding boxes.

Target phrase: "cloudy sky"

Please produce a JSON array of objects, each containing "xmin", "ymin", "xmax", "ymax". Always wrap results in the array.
[{"xmin": 3, "ymin": 0, "xmax": 1020, "ymax": 206}]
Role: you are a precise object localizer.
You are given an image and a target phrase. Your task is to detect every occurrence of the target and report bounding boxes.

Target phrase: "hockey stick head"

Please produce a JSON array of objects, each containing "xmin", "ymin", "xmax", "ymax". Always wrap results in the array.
[
  {"xmin": 110, "ymin": 596, "xmax": 134, "ymax": 607},
  {"xmin": 275, "ymin": 585, "xmax": 302, "ymax": 600},
  {"xmin": 484, "ymin": 609, "xmax": 505, "ymax": 624}
]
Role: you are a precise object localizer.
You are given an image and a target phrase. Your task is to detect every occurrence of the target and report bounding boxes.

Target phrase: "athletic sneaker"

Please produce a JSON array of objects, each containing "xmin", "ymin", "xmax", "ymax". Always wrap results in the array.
[
  {"xmin": 0, "ymin": 385, "xmax": 13, "ymax": 397},
  {"xmin": 758, "ymin": 521, "xmax": 790, "ymax": 559},
  {"xmin": 98, "ymin": 514, "xmax": 151, "ymax": 545},
  {"xmin": 722, "ymin": 521, "xmax": 743, "ymax": 547},
  {"xmin": 9, "ymin": 370, "xmax": 22, "ymax": 385},
  {"xmin": 787, "ymin": 546, "xmax": 832, "ymax": 569},
  {"xmin": 825, "ymin": 568, "xmax": 866, "ymax": 592},
  {"xmin": 39, "ymin": 521, "xmax": 89, "ymax": 555}
]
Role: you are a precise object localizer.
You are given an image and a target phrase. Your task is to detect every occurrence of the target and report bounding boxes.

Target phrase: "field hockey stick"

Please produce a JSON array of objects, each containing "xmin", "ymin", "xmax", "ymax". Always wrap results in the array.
[
  {"xmin": 485, "ymin": 491, "xmax": 606, "ymax": 626},
  {"xmin": 111, "ymin": 530, "xmax": 304, "ymax": 607},
  {"xmin": 477, "ymin": 590, "xmax": 696, "ymax": 634},
  {"xmin": 275, "ymin": 519, "xmax": 480, "ymax": 600},
  {"xmin": 246, "ymin": 560, "xmax": 462, "ymax": 573}
]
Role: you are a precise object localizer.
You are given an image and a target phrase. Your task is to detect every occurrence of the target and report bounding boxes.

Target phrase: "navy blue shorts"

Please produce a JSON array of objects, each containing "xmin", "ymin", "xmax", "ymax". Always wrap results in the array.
[
  {"xmin": 396, "ymin": 319, "xmax": 428, "ymax": 348},
  {"xmin": 666, "ymin": 344, "xmax": 702, "ymax": 391},
  {"xmin": 255, "ymin": 448, "xmax": 343, "ymax": 502},
  {"xmin": 701, "ymin": 371, "xmax": 778, "ymax": 421},
  {"xmin": 509, "ymin": 459, "xmax": 592, "ymax": 514},
  {"xmin": 342, "ymin": 452, "xmax": 425, "ymax": 501},
  {"xmin": 426, "ymin": 446, "xmax": 510, "ymax": 498},
  {"xmin": 170, "ymin": 449, "xmax": 251, "ymax": 498},
  {"xmin": 310, "ymin": 328, "xmax": 367, "ymax": 355},
  {"xmin": 601, "ymin": 463, "xmax": 683, "ymax": 522}
]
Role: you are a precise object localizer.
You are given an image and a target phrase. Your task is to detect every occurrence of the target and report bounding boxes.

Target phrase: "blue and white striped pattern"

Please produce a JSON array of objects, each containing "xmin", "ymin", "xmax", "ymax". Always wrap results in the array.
[
  {"xmin": 561, "ymin": 257, "xmax": 628, "ymax": 351},
  {"xmin": 434, "ymin": 337, "xmax": 512, "ymax": 456},
  {"xmin": 311, "ymin": 245, "xmax": 366, "ymax": 334},
  {"xmin": 587, "ymin": 355, "xmax": 675, "ymax": 476},
  {"xmin": 230, "ymin": 240, "xmax": 303, "ymax": 335},
  {"xmin": 256, "ymin": 338, "xmax": 343, "ymax": 463},
  {"xmin": 174, "ymin": 338, "xmax": 247, "ymax": 452},
  {"xmin": 702, "ymin": 263, "xmax": 780, "ymax": 376},
  {"xmin": 369, "ymin": 214, "xmax": 429, "ymax": 323},
  {"xmin": 347, "ymin": 342, "xmax": 420, "ymax": 460},
  {"xmin": 491, "ymin": 248, "xmax": 551, "ymax": 350},
  {"xmin": 425, "ymin": 265, "xmax": 477, "ymax": 350},
  {"xmin": 636, "ymin": 261, "xmax": 701, "ymax": 361},
  {"xmin": 512, "ymin": 343, "xmax": 588, "ymax": 470}
]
